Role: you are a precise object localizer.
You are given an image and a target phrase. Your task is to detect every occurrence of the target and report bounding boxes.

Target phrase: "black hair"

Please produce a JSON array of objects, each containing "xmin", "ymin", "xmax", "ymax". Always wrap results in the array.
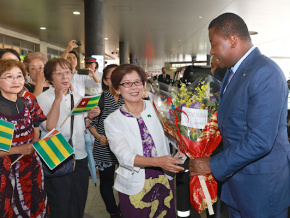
[
  {"xmin": 69, "ymin": 50, "xmax": 78, "ymax": 59},
  {"xmin": 0, "ymin": 48, "xmax": 21, "ymax": 61},
  {"xmin": 102, "ymin": 64, "xmax": 118, "ymax": 91},
  {"xmin": 208, "ymin": 13, "xmax": 251, "ymax": 42}
]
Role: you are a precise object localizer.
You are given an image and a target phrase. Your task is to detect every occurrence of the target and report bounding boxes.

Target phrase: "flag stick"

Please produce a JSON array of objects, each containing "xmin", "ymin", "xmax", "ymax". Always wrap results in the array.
[
  {"xmin": 60, "ymin": 115, "xmax": 70, "ymax": 128},
  {"xmin": 11, "ymin": 154, "xmax": 23, "ymax": 166}
]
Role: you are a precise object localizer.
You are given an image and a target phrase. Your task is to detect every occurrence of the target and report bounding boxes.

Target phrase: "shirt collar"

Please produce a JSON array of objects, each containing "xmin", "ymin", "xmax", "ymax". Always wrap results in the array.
[{"xmin": 231, "ymin": 45, "xmax": 256, "ymax": 73}]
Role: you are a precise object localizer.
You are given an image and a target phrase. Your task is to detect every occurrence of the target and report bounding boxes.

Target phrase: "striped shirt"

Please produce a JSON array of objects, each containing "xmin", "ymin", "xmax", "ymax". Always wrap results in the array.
[{"xmin": 90, "ymin": 91, "xmax": 124, "ymax": 164}]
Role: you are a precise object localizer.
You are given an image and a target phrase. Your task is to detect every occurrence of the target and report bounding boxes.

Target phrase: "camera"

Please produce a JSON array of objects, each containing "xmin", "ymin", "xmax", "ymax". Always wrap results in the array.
[
  {"xmin": 77, "ymin": 69, "xmax": 89, "ymax": 75},
  {"xmin": 74, "ymin": 40, "xmax": 82, "ymax": 46}
]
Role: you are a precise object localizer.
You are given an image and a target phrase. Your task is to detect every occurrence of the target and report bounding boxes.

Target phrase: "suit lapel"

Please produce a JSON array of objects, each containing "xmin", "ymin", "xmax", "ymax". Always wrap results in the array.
[{"xmin": 218, "ymin": 48, "xmax": 260, "ymax": 127}]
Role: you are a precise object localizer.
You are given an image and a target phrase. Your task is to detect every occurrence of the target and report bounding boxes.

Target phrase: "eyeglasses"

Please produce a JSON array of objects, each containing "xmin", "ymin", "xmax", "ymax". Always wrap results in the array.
[
  {"xmin": 53, "ymin": 70, "xmax": 72, "ymax": 76},
  {"xmin": 119, "ymin": 80, "xmax": 143, "ymax": 88},
  {"xmin": 0, "ymin": 74, "xmax": 25, "ymax": 82}
]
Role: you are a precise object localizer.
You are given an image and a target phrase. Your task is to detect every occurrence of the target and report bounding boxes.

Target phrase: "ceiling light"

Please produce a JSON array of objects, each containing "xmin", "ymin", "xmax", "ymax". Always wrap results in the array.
[
  {"xmin": 199, "ymin": 16, "xmax": 203, "ymax": 19},
  {"xmin": 73, "ymin": 11, "xmax": 80, "ymax": 15},
  {"xmin": 40, "ymin": 27, "xmax": 46, "ymax": 30},
  {"xmin": 104, "ymin": 38, "xmax": 109, "ymax": 40}
]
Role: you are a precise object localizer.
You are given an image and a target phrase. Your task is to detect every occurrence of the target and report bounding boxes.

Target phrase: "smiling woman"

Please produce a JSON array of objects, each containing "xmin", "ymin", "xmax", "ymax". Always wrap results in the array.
[
  {"xmin": 0, "ymin": 59, "xmax": 49, "ymax": 217},
  {"xmin": 104, "ymin": 64, "xmax": 184, "ymax": 218}
]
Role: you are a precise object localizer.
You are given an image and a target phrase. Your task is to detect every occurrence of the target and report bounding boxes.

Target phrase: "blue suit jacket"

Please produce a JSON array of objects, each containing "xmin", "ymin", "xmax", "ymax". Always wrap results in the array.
[{"xmin": 210, "ymin": 48, "xmax": 290, "ymax": 217}]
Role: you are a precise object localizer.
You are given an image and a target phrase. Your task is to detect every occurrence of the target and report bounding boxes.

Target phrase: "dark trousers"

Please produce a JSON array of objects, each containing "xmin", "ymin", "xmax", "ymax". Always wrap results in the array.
[
  {"xmin": 45, "ymin": 172, "xmax": 73, "ymax": 218},
  {"xmin": 70, "ymin": 157, "xmax": 89, "ymax": 218},
  {"xmin": 45, "ymin": 157, "xmax": 89, "ymax": 218},
  {"xmin": 99, "ymin": 164, "xmax": 119, "ymax": 214}
]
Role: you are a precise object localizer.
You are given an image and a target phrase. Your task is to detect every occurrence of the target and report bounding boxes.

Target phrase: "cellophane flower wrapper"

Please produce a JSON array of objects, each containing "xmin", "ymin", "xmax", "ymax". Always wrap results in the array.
[{"xmin": 153, "ymin": 75, "xmax": 222, "ymax": 214}]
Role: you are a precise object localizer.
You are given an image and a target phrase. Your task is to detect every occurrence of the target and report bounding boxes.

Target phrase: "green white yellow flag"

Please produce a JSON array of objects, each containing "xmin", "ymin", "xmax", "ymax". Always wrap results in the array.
[
  {"xmin": 71, "ymin": 95, "xmax": 100, "ymax": 115},
  {"xmin": 33, "ymin": 129, "xmax": 74, "ymax": 170},
  {"xmin": 0, "ymin": 119, "xmax": 15, "ymax": 152}
]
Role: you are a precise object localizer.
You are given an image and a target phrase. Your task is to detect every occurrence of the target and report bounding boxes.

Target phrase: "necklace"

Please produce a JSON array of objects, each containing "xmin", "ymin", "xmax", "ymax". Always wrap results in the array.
[
  {"xmin": 123, "ymin": 101, "xmax": 146, "ymax": 117},
  {"xmin": 15, "ymin": 102, "xmax": 19, "ymax": 113}
]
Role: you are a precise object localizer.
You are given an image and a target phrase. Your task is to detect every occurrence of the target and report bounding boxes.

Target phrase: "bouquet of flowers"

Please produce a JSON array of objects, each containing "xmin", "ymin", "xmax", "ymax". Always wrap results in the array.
[{"xmin": 153, "ymin": 75, "xmax": 222, "ymax": 214}]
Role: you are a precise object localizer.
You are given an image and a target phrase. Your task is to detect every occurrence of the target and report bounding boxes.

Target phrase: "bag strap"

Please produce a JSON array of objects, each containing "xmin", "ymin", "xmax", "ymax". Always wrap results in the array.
[{"xmin": 70, "ymin": 93, "xmax": 74, "ymax": 138}]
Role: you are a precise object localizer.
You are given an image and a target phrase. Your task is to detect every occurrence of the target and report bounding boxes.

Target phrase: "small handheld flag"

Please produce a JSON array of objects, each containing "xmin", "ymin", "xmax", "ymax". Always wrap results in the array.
[
  {"xmin": 71, "ymin": 95, "xmax": 100, "ymax": 115},
  {"xmin": 33, "ymin": 129, "xmax": 74, "ymax": 170},
  {"xmin": 0, "ymin": 119, "xmax": 15, "ymax": 152},
  {"xmin": 22, "ymin": 91, "xmax": 36, "ymax": 101}
]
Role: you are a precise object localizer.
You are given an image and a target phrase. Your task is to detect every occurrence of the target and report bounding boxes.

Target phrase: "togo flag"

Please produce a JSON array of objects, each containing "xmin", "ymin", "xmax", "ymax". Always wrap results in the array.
[
  {"xmin": 33, "ymin": 129, "xmax": 74, "ymax": 170},
  {"xmin": 0, "ymin": 119, "xmax": 15, "ymax": 152},
  {"xmin": 71, "ymin": 95, "xmax": 100, "ymax": 115},
  {"xmin": 22, "ymin": 91, "xmax": 36, "ymax": 101}
]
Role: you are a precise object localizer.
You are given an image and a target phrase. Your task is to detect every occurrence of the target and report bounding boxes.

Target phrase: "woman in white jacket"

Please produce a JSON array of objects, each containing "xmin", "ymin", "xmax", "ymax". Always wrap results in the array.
[{"xmin": 104, "ymin": 64, "xmax": 184, "ymax": 218}]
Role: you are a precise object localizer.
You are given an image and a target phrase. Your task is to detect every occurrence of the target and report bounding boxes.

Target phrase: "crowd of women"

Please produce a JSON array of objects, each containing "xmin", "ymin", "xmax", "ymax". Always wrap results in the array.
[{"xmin": 0, "ymin": 43, "xmax": 184, "ymax": 218}]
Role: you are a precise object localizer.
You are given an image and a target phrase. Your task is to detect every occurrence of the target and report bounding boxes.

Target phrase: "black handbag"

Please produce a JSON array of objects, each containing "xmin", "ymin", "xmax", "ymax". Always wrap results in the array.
[{"xmin": 43, "ymin": 93, "xmax": 76, "ymax": 177}]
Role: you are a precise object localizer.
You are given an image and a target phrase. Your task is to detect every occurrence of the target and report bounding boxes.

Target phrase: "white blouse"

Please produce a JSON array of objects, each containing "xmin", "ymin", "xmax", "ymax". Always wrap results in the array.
[{"xmin": 37, "ymin": 86, "xmax": 87, "ymax": 160}]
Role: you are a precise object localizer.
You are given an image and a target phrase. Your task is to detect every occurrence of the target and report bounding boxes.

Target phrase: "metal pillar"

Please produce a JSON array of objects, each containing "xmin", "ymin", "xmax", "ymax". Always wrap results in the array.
[
  {"xmin": 119, "ymin": 41, "xmax": 129, "ymax": 64},
  {"xmin": 84, "ymin": 0, "xmax": 104, "ymax": 57}
]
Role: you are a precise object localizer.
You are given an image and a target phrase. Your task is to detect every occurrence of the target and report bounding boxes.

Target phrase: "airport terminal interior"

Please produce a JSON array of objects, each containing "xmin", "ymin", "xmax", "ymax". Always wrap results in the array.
[{"xmin": 0, "ymin": 0, "xmax": 290, "ymax": 218}]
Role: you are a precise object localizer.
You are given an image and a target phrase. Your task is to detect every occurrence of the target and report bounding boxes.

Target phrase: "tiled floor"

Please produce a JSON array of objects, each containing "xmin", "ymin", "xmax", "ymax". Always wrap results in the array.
[{"xmin": 84, "ymin": 177, "xmax": 119, "ymax": 218}]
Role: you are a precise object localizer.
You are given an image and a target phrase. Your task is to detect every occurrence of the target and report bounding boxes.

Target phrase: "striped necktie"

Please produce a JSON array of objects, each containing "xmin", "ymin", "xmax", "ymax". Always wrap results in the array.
[{"xmin": 226, "ymin": 69, "xmax": 234, "ymax": 86}]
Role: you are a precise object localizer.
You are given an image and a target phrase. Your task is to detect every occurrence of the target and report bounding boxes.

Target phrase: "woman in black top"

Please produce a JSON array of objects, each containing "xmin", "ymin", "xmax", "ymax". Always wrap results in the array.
[{"xmin": 89, "ymin": 64, "xmax": 124, "ymax": 218}]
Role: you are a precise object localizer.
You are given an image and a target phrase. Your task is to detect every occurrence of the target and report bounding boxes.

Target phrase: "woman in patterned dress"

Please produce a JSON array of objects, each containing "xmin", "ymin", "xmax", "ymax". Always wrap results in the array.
[
  {"xmin": 0, "ymin": 59, "xmax": 49, "ymax": 217},
  {"xmin": 104, "ymin": 64, "xmax": 184, "ymax": 218}
]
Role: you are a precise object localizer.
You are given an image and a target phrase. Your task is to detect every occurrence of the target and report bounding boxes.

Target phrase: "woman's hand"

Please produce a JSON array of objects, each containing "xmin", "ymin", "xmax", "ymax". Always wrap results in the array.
[
  {"xmin": 88, "ymin": 106, "xmax": 100, "ymax": 119},
  {"xmin": 156, "ymin": 155, "xmax": 184, "ymax": 173},
  {"xmin": 19, "ymin": 143, "xmax": 35, "ymax": 155},
  {"xmin": 35, "ymin": 70, "xmax": 46, "ymax": 85},
  {"xmin": 54, "ymin": 84, "xmax": 68, "ymax": 101},
  {"xmin": 99, "ymin": 135, "xmax": 108, "ymax": 146}
]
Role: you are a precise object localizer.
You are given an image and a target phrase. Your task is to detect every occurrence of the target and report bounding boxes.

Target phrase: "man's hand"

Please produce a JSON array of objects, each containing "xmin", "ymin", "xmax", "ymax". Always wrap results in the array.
[
  {"xmin": 67, "ymin": 40, "xmax": 79, "ymax": 51},
  {"xmin": 189, "ymin": 157, "xmax": 212, "ymax": 176}
]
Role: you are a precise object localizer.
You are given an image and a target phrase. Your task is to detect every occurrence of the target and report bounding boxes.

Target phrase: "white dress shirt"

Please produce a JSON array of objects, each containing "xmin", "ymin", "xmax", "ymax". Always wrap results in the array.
[{"xmin": 71, "ymin": 72, "xmax": 101, "ymax": 96}]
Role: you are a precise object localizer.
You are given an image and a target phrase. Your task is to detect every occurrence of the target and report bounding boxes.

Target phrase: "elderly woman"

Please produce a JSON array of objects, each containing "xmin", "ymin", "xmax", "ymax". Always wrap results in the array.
[
  {"xmin": 37, "ymin": 58, "xmax": 99, "ymax": 218},
  {"xmin": 104, "ymin": 64, "xmax": 184, "ymax": 218},
  {"xmin": 0, "ymin": 59, "xmax": 49, "ymax": 217},
  {"xmin": 23, "ymin": 52, "xmax": 50, "ymax": 96}
]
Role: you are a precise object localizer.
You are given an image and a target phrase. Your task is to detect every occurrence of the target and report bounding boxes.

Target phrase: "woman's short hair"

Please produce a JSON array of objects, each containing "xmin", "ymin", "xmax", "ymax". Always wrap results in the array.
[
  {"xmin": 44, "ymin": 58, "xmax": 72, "ymax": 82},
  {"xmin": 111, "ymin": 64, "xmax": 147, "ymax": 90},
  {"xmin": 102, "ymin": 64, "xmax": 118, "ymax": 91},
  {"xmin": 23, "ymin": 52, "xmax": 48, "ymax": 72},
  {"xmin": 0, "ymin": 59, "xmax": 26, "ymax": 77},
  {"xmin": 0, "ymin": 49, "xmax": 21, "ymax": 61}
]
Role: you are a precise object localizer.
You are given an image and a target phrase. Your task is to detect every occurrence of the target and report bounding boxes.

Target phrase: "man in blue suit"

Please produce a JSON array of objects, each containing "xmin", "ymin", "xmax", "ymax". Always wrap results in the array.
[{"xmin": 189, "ymin": 13, "xmax": 290, "ymax": 217}]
